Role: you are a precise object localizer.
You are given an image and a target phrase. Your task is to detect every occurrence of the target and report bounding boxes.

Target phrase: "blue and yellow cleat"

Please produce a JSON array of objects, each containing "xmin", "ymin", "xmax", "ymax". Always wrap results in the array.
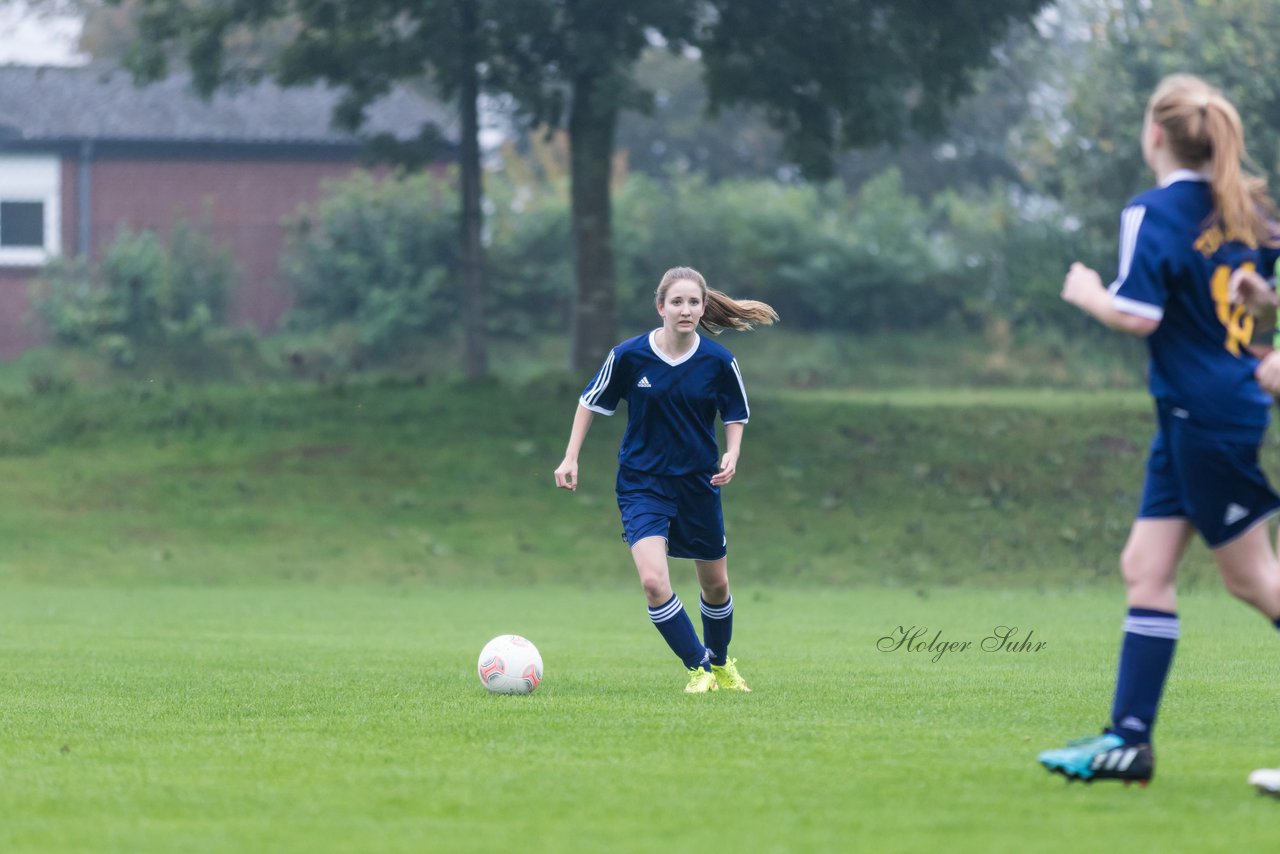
[{"xmin": 1038, "ymin": 732, "xmax": 1154, "ymax": 786}]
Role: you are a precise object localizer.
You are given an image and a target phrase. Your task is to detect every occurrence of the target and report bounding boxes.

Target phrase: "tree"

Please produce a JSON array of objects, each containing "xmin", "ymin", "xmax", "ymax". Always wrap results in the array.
[
  {"xmin": 484, "ymin": 2, "xmax": 701, "ymax": 371},
  {"xmin": 834, "ymin": 18, "xmax": 1049, "ymax": 198},
  {"xmin": 116, "ymin": 0, "xmax": 1049, "ymax": 373},
  {"xmin": 619, "ymin": 22, "xmax": 1049, "ymax": 199},
  {"xmin": 490, "ymin": 0, "xmax": 1049, "ymax": 370},
  {"xmin": 698, "ymin": 1, "xmax": 1050, "ymax": 179},
  {"xmin": 118, "ymin": 0, "xmax": 491, "ymax": 377},
  {"xmin": 1018, "ymin": 0, "xmax": 1280, "ymax": 258},
  {"xmin": 615, "ymin": 49, "xmax": 787, "ymax": 183}
]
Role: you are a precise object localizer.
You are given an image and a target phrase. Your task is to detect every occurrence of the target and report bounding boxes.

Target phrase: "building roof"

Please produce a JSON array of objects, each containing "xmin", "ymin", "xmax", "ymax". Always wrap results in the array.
[{"xmin": 0, "ymin": 64, "xmax": 453, "ymax": 148}]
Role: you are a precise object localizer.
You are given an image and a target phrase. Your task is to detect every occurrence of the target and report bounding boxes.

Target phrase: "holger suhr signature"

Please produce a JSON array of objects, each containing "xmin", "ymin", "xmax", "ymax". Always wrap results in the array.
[{"xmin": 877, "ymin": 626, "xmax": 1047, "ymax": 663}]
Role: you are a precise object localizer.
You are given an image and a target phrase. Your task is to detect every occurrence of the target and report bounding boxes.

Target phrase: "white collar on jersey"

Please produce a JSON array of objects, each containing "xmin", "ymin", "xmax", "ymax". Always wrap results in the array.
[
  {"xmin": 648, "ymin": 329, "xmax": 701, "ymax": 366},
  {"xmin": 1160, "ymin": 168, "xmax": 1209, "ymax": 187}
]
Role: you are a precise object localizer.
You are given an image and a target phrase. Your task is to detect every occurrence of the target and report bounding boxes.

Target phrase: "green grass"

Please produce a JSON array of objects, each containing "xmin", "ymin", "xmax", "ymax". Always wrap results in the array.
[
  {"xmin": 2, "ymin": 585, "xmax": 1279, "ymax": 853},
  {"xmin": 0, "ymin": 379, "xmax": 1231, "ymax": 587},
  {"xmin": 1, "ymin": 380, "xmax": 1278, "ymax": 850},
  {"xmin": 0, "ymin": 326, "xmax": 1150, "ymax": 396}
]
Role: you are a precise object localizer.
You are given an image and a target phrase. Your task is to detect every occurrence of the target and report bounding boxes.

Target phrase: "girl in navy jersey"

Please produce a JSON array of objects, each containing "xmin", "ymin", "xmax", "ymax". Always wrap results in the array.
[
  {"xmin": 554, "ymin": 267, "xmax": 777, "ymax": 693},
  {"xmin": 1036, "ymin": 74, "xmax": 1280, "ymax": 790}
]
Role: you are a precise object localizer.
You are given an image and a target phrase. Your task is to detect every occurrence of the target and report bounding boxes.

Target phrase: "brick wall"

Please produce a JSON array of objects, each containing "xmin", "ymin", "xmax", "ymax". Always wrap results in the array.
[
  {"xmin": 89, "ymin": 157, "xmax": 371, "ymax": 330},
  {"xmin": 0, "ymin": 154, "xmax": 383, "ymax": 358}
]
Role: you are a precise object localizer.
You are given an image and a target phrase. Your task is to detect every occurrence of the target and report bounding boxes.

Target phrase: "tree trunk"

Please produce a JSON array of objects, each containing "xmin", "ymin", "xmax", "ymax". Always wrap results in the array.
[
  {"xmin": 567, "ymin": 72, "xmax": 618, "ymax": 373},
  {"xmin": 458, "ymin": 0, "xmax": 488, "ymax": 379}
]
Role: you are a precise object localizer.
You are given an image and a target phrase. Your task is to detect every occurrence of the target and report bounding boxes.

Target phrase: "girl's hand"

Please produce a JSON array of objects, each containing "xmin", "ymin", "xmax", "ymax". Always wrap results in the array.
[
  {"xmin": 1257, "ymin": 352, "xmax": 1280, "ymax": 395},
  {"xmin": 554, "ymin": 459, "xmax": 578, "ymax": 491},
  {"xmin": 1229, "ymin": 267, "xmax": 1278, "ymax": 317},
  {"xmin": 710, "ymin": 451, "xmax": 738, "ymax": 487},
  {"xmin": 1061, "ymin": 262, "xmax": 1105, "ymax": 308}
]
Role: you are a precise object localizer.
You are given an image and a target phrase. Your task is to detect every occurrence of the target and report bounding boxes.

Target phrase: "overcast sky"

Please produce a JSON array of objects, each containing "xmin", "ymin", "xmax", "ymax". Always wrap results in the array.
[{"xmin": 0, "ymin": 2, "xmax": 87, "ymax": 66}]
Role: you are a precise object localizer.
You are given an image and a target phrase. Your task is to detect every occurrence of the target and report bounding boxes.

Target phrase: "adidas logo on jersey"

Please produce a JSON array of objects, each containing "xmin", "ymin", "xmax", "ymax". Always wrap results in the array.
[
  {"xmin": 1224, "ymin": 503, "xmax": 1250, "ymax": 526},
  {"xmin": 636, "ymin": 376, "xmax": 652, "ymax": 388}
]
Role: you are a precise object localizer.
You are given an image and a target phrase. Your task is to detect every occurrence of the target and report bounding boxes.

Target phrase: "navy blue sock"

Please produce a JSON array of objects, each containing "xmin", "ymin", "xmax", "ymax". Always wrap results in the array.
[
  {"xmin": 1273, "ymin": 615, "xmax": 1280, "ymax": 632},
  {"xmin": 649, "ymin": 594, "xmax": 709, "ymax": 670},
  {"xmin": 700, "ymin": 595, "xmax": 734, "ymax": 666},
  {"xmin": 1109, "ymin": 608, "xmax": 1178, "ymax": 745}
]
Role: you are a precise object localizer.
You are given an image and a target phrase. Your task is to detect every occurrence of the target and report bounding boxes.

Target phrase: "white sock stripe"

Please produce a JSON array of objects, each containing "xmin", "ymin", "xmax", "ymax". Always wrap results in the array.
[
  {"xmin": 700, "ymin": 596, "xmax": 733, "ymax": 618},
  {"xmin": 1124, "ymin": 616, "xmax": 1180, "ymax": 639},
  {"xmin": 649, "ymin": 596, "xmax": 683, "ymax": 623},
  {"xmin": 1124, "ymin": 626, "xmax": 1180, "ymax": 640}
]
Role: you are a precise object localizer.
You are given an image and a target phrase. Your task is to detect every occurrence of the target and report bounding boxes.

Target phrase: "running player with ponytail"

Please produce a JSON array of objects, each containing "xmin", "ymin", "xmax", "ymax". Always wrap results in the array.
[
  {"xmin": 554, "ymin": 267, "xmax": 777, "ymax": 693},
  {"xmin": 1038, "ymin": 75, "xmax": 1280, "ymax": 789}
]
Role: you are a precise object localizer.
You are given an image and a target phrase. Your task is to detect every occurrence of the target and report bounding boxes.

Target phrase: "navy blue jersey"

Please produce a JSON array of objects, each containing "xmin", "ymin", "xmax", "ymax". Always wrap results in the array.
[
  {"xmin": 1109, "ymin": 171, "xmax": 1280, "ymax": 430},
  {"xmin": 580, "ymin": 330, "xmax": 749, "ymax": 476}
]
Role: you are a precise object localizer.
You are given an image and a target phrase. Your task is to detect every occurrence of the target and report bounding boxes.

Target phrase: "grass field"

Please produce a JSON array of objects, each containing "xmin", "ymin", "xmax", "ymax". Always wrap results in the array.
[
  {"xmin": 3, "ymin": 586, "xmax": 1280, "ymax": 853},
  {"xmin": 2, "ymin": 379, "xmax": 1279, "ymax": 851}
]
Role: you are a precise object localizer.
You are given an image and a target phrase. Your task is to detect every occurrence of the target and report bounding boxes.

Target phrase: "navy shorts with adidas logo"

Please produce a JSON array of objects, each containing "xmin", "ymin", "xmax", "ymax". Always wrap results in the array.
[
  {"xmin": 616, "ymin": 466, "xmax": 727, "ymax": 561},
  {"xmin": 1138, "ymin": 403, "xmax": 1280, "ymax": 548}
]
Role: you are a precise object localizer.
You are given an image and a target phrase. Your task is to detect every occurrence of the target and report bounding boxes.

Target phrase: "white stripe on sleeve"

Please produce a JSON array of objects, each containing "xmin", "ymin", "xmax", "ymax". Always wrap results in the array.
[
  {"xmin": 1107, "ymin": 205, "xmax": 1164, "ymax": 320},
  {"xmin": 580, "ymin": 349, "xmax": 616, "ymax": 414},
  {"xmin": 1111, "ymin": 295, "xmax": 1164, "ymax": 321},
  {"xmin": 723, "ymin": 358, "xmax": 750, "ymax": 425},
  {"xmin": 1110, "ymin": 205, "xmax": 1146, "ymax": 292}
]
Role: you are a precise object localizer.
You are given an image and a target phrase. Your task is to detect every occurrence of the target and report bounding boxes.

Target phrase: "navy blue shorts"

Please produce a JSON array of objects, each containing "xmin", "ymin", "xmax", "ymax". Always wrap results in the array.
[
  {"xmin": 616, "ymin": 466, "xmax": 727, "ymax": 561},
  {"xmin": 1138, "ymin": 405, "xmax": 1280, "ymax": 548}
]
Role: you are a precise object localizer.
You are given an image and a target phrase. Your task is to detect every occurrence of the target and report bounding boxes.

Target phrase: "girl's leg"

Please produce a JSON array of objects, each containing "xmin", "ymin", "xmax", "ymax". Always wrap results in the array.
[
  {"xmin": 1110, "ymin": 518, "xmax": 1193, "ymax": 745},
  {"xmin": 1215, "ymin": 520, "xmax": 1280, "ymax": 620},
  {"xmin": 633, "ymin": 536, "xmax": 709, "ymax": 671},
  {"xmin": 1210, "ymin": 518, "xmax": 1280, "ymax": 794},
  {"xmin": 633, "ymin": 536, "xmax": 675, "ymax": 606},
  {"xmin": 694, "ymin": 556, "xmax": 749, "ymax": 690},
  {"xmin": 1120, "ymin": 518, "xmax": 1191, "ymax": 610},
  {"xmin": 1038, "ymin": 518, "xmax": 1191, "ymax": 781},
  {"xmin": 695, "ymin": 557, "xmax": 733, "ymax": 666}
]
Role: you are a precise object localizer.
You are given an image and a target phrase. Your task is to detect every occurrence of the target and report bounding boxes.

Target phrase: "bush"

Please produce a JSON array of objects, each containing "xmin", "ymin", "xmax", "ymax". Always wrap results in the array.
[
  {"xmin": 484, "ymin": 173, "xmax": 574, "ymax": 337},
  {"xmin": 30, "ymin": 222, "xmax": 237, "ymax": 365},
  {"xmin": 277, "ymin": 164, "xmax": 1123, "ymax": 360},
  {"xmin": 280, "ymin": 170, "xmax": 461, "ymax": 359},
  {"xmin": 614, "ymin": 170, "xmax": 959, "ymax": 332}
]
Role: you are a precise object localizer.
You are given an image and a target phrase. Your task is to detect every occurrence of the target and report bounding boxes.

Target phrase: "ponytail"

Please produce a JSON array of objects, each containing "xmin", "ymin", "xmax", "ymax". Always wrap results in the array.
[
  {"xmin": 1202, "ymin": 106, "xmax": 1274, "ymax": 247},
  {"xmin": 702, "ymin": 288, "xmax": 780, "ymax": 334}
]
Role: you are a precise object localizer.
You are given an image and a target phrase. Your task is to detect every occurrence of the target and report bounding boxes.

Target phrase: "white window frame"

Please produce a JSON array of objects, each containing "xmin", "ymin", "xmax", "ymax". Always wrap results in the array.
[{"xmin": 0, "ymin": 155, "xmax": 61, "ymax": 266}]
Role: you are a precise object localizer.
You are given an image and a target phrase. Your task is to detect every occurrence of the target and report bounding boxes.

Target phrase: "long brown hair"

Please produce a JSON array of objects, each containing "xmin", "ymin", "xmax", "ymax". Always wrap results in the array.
[
  {"xmin": 655, "ymin": 267, "xmax": 779, "ymax": 335},
  {"xmin": 1148, "ymin": 74, "xmax": 1277, "ymax": 247}
]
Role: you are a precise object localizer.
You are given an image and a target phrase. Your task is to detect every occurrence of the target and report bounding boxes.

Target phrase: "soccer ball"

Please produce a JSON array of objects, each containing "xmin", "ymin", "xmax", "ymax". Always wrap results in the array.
[{"xmin": 477, "ymin": 634, "xmax": 543, "ymax": 695}]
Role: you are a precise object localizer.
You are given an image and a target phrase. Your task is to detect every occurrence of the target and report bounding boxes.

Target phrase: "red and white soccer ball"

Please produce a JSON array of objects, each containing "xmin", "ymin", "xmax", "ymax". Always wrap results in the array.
[{"xmin": 477, "ymin": 634, "xmax": 543, "ymax": 695}]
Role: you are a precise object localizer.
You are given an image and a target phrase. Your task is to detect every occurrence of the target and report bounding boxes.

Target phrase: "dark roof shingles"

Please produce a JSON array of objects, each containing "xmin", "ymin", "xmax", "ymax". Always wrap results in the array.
[{"xmin": 0, "ymin": 65, "xmax": 450, "ymax": 145}]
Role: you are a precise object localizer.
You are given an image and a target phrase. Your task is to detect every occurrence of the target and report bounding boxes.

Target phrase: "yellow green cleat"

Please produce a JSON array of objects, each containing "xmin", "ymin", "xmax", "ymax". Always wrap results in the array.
[
  {"xmin": 711, "ymin": 658, "xmax": 752, "ymax": 692},
  {"xmin": 684, "ymin": 667, "xmax": 719, "ymax": 693}
]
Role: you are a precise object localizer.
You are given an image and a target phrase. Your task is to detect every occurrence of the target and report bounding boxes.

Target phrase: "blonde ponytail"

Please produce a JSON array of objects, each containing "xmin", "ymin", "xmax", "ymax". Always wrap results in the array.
[{"xmin": 702, "ymin": 288, "xmax": 780, "ymax": 334}]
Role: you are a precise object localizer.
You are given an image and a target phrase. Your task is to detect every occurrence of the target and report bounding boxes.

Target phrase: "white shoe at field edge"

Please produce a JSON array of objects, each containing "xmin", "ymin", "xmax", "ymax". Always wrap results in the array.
[{"xmin": 1247, "ymin": 768, "xmax": 1280, "ymax": 796}]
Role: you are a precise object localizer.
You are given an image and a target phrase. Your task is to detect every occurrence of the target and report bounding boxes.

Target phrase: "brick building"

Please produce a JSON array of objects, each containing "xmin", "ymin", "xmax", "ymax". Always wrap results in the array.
[{"xmin": 0, "ymin": 65, "xmax": 451, "ymax": 358}]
